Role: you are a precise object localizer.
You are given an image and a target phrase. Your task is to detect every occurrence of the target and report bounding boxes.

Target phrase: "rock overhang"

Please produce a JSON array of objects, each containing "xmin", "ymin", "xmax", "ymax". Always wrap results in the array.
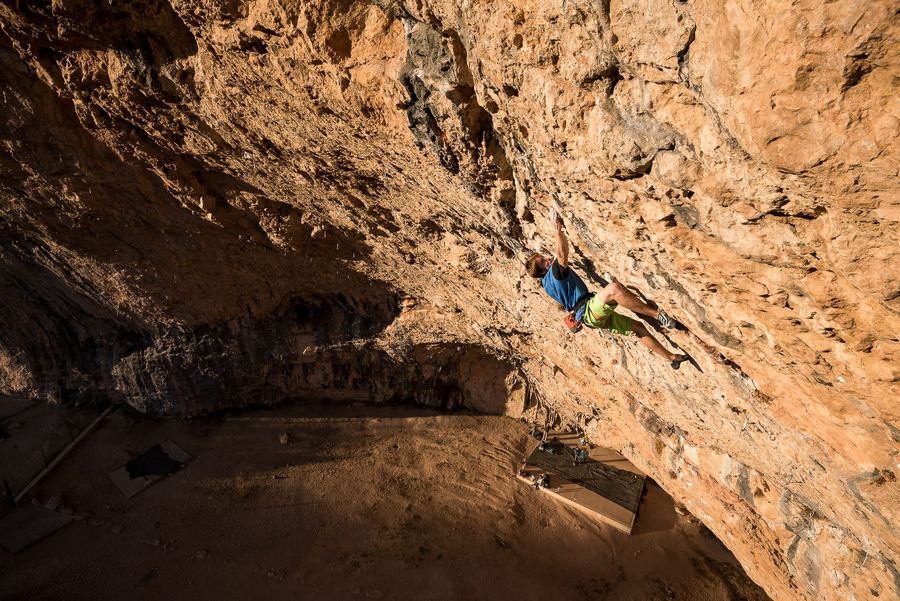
[{"xmin": 0, "ymin": 2, "xmax": 897, "ymax": 599}]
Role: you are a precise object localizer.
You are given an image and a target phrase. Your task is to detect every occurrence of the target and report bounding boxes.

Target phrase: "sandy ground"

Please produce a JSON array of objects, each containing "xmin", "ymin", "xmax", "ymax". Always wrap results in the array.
[{"xmin": 1, "ymin": 402, "xmax": 770, "ymax": 601}]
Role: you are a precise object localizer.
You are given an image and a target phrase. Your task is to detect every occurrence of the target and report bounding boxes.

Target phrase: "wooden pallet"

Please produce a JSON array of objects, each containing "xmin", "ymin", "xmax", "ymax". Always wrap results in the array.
[
  {"xmin": 0, "ymin": 505, "xmax": 72, "ymax": 553},
  {"xmin": 0, "ymin": 396, "xmax": 37, "ymax": 420},
  {"xmin": 517, "ymin": 432, "xmax": 645, "ymax": 534}
]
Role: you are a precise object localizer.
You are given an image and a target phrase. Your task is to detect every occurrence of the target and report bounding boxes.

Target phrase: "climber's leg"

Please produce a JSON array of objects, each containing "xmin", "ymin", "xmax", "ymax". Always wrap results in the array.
[
  {"xmin": 631, "ymin": 321, "xmax": 679, "ymax": 362},
  {"xmin": 598, "ymin": 282, "xmax": 660, "ymax": 320}
]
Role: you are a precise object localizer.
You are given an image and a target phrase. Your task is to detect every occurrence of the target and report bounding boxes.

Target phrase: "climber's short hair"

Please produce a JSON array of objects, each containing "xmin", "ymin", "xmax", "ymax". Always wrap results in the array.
[{"xmin": 526, "ymin": 252, "xmax": 547, "ymax": 278}]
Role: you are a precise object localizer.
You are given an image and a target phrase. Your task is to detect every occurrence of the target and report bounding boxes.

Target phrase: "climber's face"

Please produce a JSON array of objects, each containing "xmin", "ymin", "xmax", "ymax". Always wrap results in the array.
[{"xmin": 538, "ymin": 255, "xmax": 553, "ymax": 276}]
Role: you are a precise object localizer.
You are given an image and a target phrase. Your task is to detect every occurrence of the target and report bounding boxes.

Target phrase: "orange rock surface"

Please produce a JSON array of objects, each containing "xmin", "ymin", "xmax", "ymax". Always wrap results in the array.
[{"xmin": 0, "ymin": 2, "xmax": 896, "ymax": 599}]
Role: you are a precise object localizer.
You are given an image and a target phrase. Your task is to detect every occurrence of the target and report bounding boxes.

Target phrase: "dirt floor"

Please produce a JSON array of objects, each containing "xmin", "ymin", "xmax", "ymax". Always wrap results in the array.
[{"xmin": 0, "ymin": 402, "xmax": 770, "ymax": 601}]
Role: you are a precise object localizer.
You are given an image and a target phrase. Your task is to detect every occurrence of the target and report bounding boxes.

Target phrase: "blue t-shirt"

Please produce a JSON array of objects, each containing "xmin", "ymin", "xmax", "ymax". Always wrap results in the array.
[{"xmin": 541, "ymin": 260, "xmax": 590, "ymax": 320}]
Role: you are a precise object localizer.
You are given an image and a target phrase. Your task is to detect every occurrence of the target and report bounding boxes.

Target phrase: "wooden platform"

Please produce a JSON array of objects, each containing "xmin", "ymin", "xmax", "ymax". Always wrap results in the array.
[
  {"xmin": 0, "ymin": 505, "xmax": 72, "ymax": 553},
  {"xmin": 0, "ymin": 396, "xmax": 37, "ymax": 420},
  {"xmin": 517, "ymin": 432, "xmax": 645, "ymax": 534}
]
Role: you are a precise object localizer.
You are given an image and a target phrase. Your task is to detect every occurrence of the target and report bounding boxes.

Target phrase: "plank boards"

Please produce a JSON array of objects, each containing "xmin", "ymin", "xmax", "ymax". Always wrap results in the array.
[
  {"xmin": 0, "ymin": 396, "xmax": 37, "ymax": 420},
  {"xmin": 0, "ymin": 505, "xmax": 72, "ymax": 553},
  {"xmin": 518, "ymin": 432, "xmax": 645, "ymax": 534}
]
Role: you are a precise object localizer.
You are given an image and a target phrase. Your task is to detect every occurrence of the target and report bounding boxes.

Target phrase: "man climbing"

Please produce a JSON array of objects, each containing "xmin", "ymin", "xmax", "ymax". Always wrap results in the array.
[{"xmin": 525, "ymin": 210, "xmax": 689, "ymax": 369}]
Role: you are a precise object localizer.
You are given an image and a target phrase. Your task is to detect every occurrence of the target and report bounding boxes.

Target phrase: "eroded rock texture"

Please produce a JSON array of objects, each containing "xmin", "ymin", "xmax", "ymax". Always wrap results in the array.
[{"xmin": 0, "ymin": 1, "xmax": 897, "ymax": 599}]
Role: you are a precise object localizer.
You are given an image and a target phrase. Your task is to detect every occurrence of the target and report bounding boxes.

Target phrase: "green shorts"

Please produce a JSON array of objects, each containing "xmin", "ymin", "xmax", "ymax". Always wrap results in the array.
[{"xmin": 582, "ymin": 296, "xmax": 633, "ymax": 335}]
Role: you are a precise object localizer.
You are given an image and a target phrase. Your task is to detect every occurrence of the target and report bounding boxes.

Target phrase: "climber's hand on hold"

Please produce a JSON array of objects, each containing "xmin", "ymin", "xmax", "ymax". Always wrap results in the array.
[
  {"xmin": 549, "ymin": 208, "xmax": 563, "ymax": 230},
  {"xmin": 550, "ymin": 208, "xmax": 569, "ymax": 268}
]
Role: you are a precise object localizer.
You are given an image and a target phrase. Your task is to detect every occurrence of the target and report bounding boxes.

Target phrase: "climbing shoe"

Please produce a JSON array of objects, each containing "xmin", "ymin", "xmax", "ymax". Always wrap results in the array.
[
  {"xmin": 657, "ymin": 309, "xmax": 677, "ymax": 329},
  {"xmin": 670, "ymin": 354, "xmax": 689, "ymax": 370}
]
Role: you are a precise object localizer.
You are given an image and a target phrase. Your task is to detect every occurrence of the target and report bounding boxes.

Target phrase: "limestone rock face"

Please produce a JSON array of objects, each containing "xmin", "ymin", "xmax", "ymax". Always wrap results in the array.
[{"xmin": 0, "ymin": 1, "xmax": 897, "ymax": 599}]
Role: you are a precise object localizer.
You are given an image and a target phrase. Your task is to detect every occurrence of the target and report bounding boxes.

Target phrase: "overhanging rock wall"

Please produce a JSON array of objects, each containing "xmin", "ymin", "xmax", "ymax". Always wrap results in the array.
[{"xmin": 0, "ymin": 2, "xmax": 897, "ymax": 599}]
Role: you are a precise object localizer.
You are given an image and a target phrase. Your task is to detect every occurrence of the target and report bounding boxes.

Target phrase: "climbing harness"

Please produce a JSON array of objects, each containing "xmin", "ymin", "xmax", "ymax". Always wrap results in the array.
[{"xmin": 564, "ymin": 292, "xmax": 595, "ymax": 334}]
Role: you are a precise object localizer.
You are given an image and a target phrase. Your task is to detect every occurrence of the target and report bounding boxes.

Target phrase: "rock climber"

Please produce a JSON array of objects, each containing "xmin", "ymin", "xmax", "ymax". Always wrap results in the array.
[{"xmin": 525, "ymin": 209, "xmax": 689, "ymax": 370}]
